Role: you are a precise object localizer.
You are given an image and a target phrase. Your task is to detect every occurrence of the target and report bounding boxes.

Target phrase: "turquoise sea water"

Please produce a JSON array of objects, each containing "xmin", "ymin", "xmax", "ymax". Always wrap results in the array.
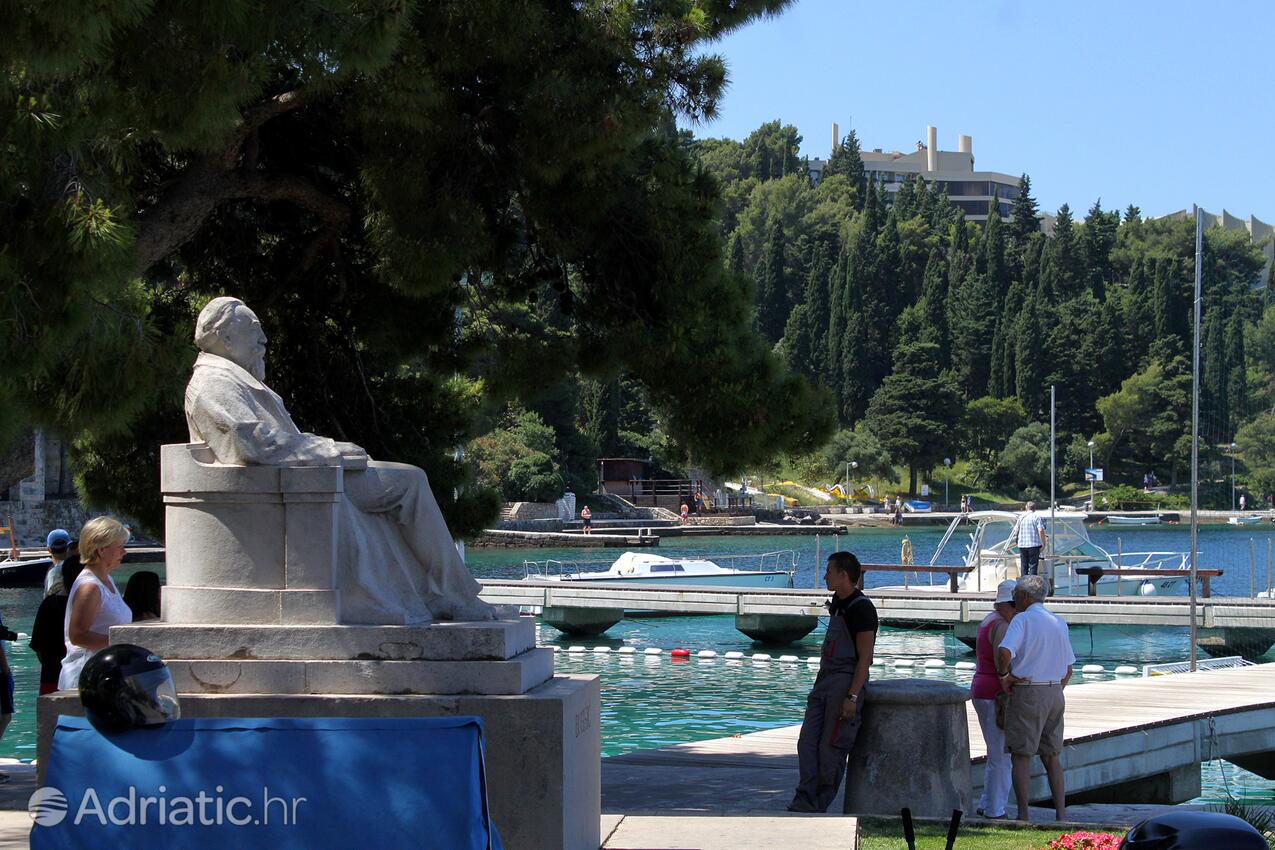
[{"xmin": 4, "ymin": 524, "xmax": 1274, "ymax": 802}]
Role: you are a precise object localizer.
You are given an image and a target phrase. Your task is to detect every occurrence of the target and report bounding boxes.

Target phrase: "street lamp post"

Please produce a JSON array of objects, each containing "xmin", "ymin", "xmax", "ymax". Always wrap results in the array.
[
  {"xmin": 1087, "ymin": 441, "xmax": 1096, "ymax": 509},
  {"xmin": 944, "ymin": 457, "xmax": 951, "ymax": 511},
  {"xmin": 844, "ymin": 461, "xmax": 858, "ymax": 508},
  {"xmin": 1231, "ymin": 442, "xmax": 1238, "ymax": 511}
]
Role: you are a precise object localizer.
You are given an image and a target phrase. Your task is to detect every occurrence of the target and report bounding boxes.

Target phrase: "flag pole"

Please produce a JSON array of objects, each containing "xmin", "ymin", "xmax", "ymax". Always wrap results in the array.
[{"xmin": 1189, "ymin": 207, "xmax": 1203, "ymax": 672}]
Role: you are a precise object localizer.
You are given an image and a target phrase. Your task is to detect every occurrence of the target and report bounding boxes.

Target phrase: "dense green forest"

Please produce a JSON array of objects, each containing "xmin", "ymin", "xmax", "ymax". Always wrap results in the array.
[
  {"xmin": 681, "ymin": 121, "xmax": 1275, "ymax": 503},
  {"xmin": 473, "ymin": 119, "xmax": 1275, "ymax": 509}
]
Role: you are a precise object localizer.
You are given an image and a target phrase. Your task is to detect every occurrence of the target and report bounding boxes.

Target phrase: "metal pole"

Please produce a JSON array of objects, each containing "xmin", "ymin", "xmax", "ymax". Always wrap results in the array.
[
  {"xmin": 814, "ymin": 534, "xmax": 821, "ymax": 589},
  {"xmin": 1268, "ymin": 537, "xmax": 1272, "ymax": 595},
  {"xmin": 1089, "ymin": 444, "xmax": 1095, "ymax": 509},
  {"xmin": 1189, "ymin": 207, "xmax": 1203, "ymax": 672},
  {"xmin": 1116, "ymin": 537, "xmax": 1123, "ymax": 596},
  {"xmin": 1231, "ymin": 450, "xmax": 1236, "ymax": 512},
  {"xmin": 1250, "ymin": 537, "xmax": 1256, "ymax": 598},
  {"xmin": 1050, "ymin": 385, "xmax": 1056, "ymax": 593}
]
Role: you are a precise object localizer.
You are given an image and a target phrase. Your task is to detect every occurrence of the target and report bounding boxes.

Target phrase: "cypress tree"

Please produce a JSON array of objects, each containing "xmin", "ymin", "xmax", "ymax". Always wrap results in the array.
[
  {"xmin": 1082, "ymin": 199, "xmax": 1117, "ymax": 301},
  {"xmin": 1049, "ymin": 203, "xmax": 1082, "ymax": 299},
  {"xmin": 1202, "ymin": 306, "xmax": 1228, "ymax": 442},
  {"xmin": 980, "ymin": 204, "xmax": 1010, "ymax": 299},
  {"xmin": 1015, "ymin": 294, "xmax": 1047, "ymax": 419},
  {"xmin": 949, "ymin": 268, "xmax": 998, "ymax": 399},
  {"xmin": 1226, "ymin": 310, "xmax": 1248, "ymax": 433},
  {"xmin": 825, "ymin": 130, "xmax": 867, "ymax": 209},
  {"xmin": 919, "ymin": 249, "xmax": 950, "ymax": 363},
  {"xmin": 1008, "ymin": 173, "xmax": 1040, "ymax": 274},
  {"xmin": 753, "ymin": 219, "xmax": 789, "ymax": 343}
]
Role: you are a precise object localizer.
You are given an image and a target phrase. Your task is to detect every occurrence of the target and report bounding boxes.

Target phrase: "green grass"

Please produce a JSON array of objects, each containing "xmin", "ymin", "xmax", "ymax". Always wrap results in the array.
[{"xmin": 856, "ymin": 816, "xmax": 1093, "ymax": 850}]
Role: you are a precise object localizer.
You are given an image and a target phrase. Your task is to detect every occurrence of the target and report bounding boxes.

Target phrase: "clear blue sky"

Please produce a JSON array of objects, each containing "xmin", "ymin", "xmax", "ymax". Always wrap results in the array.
[{"xmin": 694, "ymin": 0, "xmax": 1273, "ymax": 222}]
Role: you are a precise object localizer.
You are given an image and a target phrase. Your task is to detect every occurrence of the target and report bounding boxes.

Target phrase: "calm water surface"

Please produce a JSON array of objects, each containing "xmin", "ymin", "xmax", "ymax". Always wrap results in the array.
[{"xmin": 4, "ymin": 525, "xmax": 1273, "ymax": 802}]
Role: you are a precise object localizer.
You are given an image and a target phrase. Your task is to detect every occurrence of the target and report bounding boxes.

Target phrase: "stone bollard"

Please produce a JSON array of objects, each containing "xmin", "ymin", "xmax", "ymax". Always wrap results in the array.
[{"xmin": 842, "ymin": 679, "xmax": 973, "ymax": 818}]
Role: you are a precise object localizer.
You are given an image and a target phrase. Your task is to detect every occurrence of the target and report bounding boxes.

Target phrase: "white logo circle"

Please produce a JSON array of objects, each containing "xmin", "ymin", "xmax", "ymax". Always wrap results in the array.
[{"xmin": 28, "ymin": 786, "xmax": 68, "ymax": 827}]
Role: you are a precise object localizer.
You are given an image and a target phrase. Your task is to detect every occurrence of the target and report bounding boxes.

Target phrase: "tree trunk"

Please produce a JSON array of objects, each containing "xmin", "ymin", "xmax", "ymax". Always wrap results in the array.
[{"xmin": 908, "ymin": 464, "xmax": 917, "ymax": 496}]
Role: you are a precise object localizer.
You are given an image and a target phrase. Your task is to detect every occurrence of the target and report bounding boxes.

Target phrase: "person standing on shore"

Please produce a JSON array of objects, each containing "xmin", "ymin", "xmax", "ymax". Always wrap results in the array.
[
  {"xmin": 1013, "ymin": 502, "xmax": 1047, "ymax": 577},
  {"xmin": 580, "ymin": 505, "xmax": 592, "ymax": 535},
  {"xmin": 997, "ymin": 574, "xmax": 1074, "ymax": 822},
  {"xmin": 788, "ymin": 551, "xmax": 878, "ymax": 813},
  {"xmin": 971, "ymin": 580, "xmax": 1019, "ymax": 819},
  {"xmin": 43, "ymin": 529, "xmax": 74, "ymax": 596}
]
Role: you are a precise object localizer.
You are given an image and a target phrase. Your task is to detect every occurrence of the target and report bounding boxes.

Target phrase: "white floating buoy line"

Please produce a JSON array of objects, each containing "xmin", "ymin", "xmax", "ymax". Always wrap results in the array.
[{"xmin": 544, "ymin": 645, "xmax": 1139, "ymax": 680}]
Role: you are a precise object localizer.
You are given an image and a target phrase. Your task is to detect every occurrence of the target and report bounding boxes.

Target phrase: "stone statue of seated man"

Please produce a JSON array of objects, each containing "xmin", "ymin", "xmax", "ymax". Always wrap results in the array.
[{"xmin": 184, "ymin": 296, "xmax": 494, "ymax": 623}]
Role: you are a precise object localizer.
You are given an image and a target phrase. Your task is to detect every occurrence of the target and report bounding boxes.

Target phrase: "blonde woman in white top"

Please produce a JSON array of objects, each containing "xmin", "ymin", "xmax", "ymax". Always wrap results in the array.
[{"xmin": 59, "ymin": 517, "xmax": 134, "ymax": 690}]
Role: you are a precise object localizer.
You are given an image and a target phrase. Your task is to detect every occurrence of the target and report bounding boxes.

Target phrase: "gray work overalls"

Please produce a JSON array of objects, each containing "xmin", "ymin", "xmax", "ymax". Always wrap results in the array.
[{"xmin": 791, "ymin": 593, "xmax": 870, "ymax": 812}]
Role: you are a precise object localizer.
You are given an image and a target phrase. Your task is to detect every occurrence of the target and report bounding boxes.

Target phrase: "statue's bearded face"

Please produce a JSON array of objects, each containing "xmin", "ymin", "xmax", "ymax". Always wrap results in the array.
[{"xmin": 219, "ymin": 306, "xmax": 268, "ymax": 381}]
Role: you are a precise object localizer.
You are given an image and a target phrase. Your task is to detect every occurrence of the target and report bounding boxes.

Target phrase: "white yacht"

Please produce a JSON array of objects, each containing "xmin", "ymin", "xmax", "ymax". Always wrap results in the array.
[
  {"xmin": 884, "ymin": 510, "xmax": 1189, "ymax": 596},
  {"xmin": 524, "ymin": 551, "xmax": 796, "ymax": 588}
]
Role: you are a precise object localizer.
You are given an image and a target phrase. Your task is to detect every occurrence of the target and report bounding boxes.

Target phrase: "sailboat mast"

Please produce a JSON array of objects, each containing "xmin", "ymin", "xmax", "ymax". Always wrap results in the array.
[
  {"xmin": 1050, "ymin": 384, "xmax": 1056, "ymax": 591},
  {"xmin": 1189, "ymin": 207, "xmax": 1203, "ymax": 671}
]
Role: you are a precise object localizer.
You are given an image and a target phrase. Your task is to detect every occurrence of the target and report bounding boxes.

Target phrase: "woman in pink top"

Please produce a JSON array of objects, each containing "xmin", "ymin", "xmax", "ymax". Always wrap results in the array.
[{"xmin": 971, "ymin": 579, "xmax": 1019, "ymax": 818}]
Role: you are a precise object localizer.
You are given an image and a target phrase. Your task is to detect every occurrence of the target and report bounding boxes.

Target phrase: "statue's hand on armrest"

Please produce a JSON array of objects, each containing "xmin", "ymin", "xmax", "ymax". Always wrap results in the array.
[{"xmin": 334, "ymin": 441, "xmax": 369, "ymax": 470}]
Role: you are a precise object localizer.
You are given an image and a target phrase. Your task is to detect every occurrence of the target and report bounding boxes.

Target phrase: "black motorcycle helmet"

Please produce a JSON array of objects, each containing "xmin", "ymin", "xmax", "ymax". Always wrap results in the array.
[
  {"xmin": 79, "ymin": 644, "xmax": 180, "ymax": 730},
  {"xmin": 1120, "ymin": 811, "xmax": 1268, "ymax": 849}
]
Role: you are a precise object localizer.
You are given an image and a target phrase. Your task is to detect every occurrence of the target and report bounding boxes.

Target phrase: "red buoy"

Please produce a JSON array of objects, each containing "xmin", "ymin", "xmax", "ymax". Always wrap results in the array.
[{"xmin": 670, "ymin": 648, "xmax": 691, "ymax": 659}]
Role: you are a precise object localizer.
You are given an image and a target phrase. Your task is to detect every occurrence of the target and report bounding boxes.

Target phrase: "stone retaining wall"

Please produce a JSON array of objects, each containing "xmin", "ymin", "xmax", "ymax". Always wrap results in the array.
[{"xmin": 0, "ymin": 499, "xmax": 100, "ymax": 547}]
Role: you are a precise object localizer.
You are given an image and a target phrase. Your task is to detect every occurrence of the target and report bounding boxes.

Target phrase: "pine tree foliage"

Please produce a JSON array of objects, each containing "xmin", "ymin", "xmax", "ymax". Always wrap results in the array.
[{"xmin": 4, "ymin": 0, "xmax": 838, "ymax": 532}]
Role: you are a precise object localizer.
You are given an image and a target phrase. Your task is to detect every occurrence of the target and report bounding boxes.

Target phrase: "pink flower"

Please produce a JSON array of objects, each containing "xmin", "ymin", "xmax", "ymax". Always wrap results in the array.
[{"xmin": 1046, "ymin": 831, "xmax": 1123, "ymax": 850}]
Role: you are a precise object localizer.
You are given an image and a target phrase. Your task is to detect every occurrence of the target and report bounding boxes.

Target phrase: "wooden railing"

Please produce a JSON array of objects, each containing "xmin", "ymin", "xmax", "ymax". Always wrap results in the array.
[
  {"xmin": 1074, "ymin": 567, "xmax": 1223, "ymax": 597},
  {"xmin": 859, "ymin": 563, "xmax": 975, "ymax": 593}
]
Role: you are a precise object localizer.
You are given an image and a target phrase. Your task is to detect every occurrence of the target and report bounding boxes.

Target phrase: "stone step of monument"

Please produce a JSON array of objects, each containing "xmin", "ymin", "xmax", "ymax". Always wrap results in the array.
[
  {"xmin": 163, "ymin": 585, "xmax": 341, "ymax": 625},
  {"xmin": 162, "ymin": 648, "xmax": 554, "ymax": 696},
  {"xmin": 110, "ymin": 617, "xmax": 536, "ymax": 662}
]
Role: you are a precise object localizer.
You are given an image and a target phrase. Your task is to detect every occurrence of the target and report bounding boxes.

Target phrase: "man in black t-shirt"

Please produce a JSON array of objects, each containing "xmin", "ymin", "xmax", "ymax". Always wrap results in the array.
[{"xmin": 789, "ymin": 552, "xmax": 879, "ymax": 813}]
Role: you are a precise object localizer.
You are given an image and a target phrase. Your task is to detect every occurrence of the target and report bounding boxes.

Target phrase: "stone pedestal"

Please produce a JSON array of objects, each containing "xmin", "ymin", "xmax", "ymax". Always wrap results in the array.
[
  {"xmin": 39, "ymin": 617, "xmax": 600, "ymax": 850},
  {"xmin": 161, "ymin": 443, "xmax": 343, "ymax": 624},
  {"xmin": 842, "ymin": 679, "xmax": 973, "ymax": 818},
  {"xmin": 36, "ymin": 443, "xmax": 603, "ymax": 850}
]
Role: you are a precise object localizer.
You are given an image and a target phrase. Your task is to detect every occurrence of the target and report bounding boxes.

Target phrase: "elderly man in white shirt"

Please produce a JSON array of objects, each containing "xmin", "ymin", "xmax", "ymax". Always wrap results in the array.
[{"xmin": 996, "ymin": 574, "xmax": 1074, "ymax": 822}]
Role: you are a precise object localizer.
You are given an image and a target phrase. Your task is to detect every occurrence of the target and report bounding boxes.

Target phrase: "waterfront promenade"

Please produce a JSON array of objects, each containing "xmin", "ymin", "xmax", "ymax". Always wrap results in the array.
[{"xmin": 603, "ymin": 665, "xmax": 1275, "ymax": 817}]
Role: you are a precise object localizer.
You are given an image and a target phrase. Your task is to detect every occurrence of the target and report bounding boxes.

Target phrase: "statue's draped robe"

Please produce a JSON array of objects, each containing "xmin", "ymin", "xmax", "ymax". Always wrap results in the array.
[{"xmin": 185, "ymin": 352, "xmax": 482, "ymax": 624}]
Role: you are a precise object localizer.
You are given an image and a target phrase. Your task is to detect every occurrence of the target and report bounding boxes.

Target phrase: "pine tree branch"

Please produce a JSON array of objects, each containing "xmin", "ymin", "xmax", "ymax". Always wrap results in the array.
[{"xmin": 132, "ymin": 89, "xmax": 320, "ymax": 275}]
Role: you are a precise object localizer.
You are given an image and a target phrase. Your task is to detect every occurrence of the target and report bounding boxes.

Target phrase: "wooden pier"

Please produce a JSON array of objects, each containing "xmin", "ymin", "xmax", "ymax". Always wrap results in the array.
[
  {"xmin": 479, "ymin": 581, "xmax": 1275, "ymax": 656},
  {"xmin": 602, "ymin": 665, "xmax": 1275, "ymax": 812}
]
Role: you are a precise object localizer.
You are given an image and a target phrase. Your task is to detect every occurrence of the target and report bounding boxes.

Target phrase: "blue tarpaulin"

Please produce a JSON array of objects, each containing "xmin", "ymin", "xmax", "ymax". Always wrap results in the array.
[{"xmin": 32, "ymin": 716, "xmax": 503, "ymax": 849}]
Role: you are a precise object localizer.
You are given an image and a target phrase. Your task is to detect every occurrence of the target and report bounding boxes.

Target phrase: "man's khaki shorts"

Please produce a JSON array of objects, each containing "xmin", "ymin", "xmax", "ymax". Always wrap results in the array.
[{"xmin": 1004, "ymin": 684, "xmax": 1065, "ymax": 757}]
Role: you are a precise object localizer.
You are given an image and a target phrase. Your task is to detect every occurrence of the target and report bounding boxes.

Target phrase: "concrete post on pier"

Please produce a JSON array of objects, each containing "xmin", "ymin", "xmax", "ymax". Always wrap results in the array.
[
  {"xmin": 842, "ymin": 679, "xmax": 973, "ymax": 818},
  {"xmin": 542, "ymin": 606, "xmax": 624, "ymax": 636},
  {"xmin": 734, "ymin": 613, "xmax": 818, "ymax": 644}
]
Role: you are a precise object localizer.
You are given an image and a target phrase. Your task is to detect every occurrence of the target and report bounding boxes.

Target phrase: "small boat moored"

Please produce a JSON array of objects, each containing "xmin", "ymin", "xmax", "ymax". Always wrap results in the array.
[
  {"xmin": 1105, "ymin": 515, "xmax": 1163, "ymax": 526},
  {"xmin": 524, "ymin": 550, "xmax": 797, "ymax": 589}
]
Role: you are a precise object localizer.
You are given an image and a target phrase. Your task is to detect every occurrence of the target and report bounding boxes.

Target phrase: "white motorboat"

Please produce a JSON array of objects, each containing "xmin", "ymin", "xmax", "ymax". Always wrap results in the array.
[
  {"xmin": 881, "ymin": 510, "xmax": 1189, "ymax": 596},
  {"xmin": 1228, "ymin": 515, "xmax": 1266, "ymax": 526},
  {"xmin": 1105, "ymin": 515, "xmax": 1163, "ymax": 526},
  {"xmin": 524, "ymin": 550, "xmax": 797, "ymax": 589}
]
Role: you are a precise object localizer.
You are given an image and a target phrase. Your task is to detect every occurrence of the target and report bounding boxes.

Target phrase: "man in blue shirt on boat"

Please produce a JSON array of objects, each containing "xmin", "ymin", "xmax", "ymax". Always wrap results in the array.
[
  {"xmin": 788, "ymin": 551, "xmax": 878, "ymax": 813},
  {"xmin": 1014, "ymin": 503, "xmax": 1047, "ymax": 577}
]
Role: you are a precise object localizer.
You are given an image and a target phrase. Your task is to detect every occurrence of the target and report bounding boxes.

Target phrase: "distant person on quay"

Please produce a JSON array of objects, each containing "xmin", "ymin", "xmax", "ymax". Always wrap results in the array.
[
  {"xmin": 1013, "ymin": 502, "xmax": 1047, "ymax": 577},
  {"xmin": 43, "ymin": 528, "xmax": 75, "ymax": 596},
  {"xmin": 1239, "ymin": 494, "xmax": 1247, "ymax": 512},
  {"xmin": 680, "ymin": 503, "xmax": 689, "ymax": 524},
  {"xmin": 59, "ymin": 516, "xmax": 134, "ymax": 690},
  {"xmin": 30, "ymin": 556, "xmax": 84, "ymax": 695},
  {"xmin": 971, "ymin": 579, "xmax": 1019, "ymax": 819},
  {"xmin": 788, "ymin": 551, "xmax": 878, "ymax": 813},
  {"xmin": 580, "ymin": 505, "xmax": 592, "ymax": 535},
  {"xmin": 997, "ymin": 574, "xmax": 1075, "ymax": 821},
  {"xmin": 123, "ymin": 570, "xmax": 162, "ymax": 622}
]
